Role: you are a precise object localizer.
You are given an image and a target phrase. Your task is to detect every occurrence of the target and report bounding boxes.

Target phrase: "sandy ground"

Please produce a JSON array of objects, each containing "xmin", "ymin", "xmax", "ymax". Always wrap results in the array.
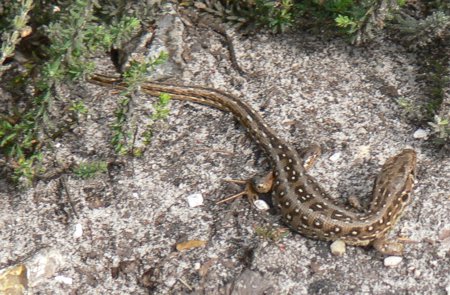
[{"xmin": 1, "ymin": 5, "xmax": 450, "ymax": 295}]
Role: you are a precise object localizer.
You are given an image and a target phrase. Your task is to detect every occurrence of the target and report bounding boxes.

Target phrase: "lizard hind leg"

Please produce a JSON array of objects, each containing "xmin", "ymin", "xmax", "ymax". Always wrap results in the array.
[
  {"xmin": 216, "ymin": 144, "xmax": 322, "ymax": 206},
  {"xmin": 218, "ymin": 171, "xmax": 274, "ymax": 205},
  {"xmin": 372, "ymin": 237, "xmax": 405, "ymax": 256}
]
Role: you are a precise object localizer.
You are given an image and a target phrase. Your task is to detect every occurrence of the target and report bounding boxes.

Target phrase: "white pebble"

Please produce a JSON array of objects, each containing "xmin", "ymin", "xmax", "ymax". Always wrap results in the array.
[
  {"xmin": 54, "ymin": 275, "xmax": 73, "ymax": 285},
  {"xmin": 165, "ymin": 276, "xmax": 177, "ymax": 287},
  {"xmin": 73, "ymin": 223, "xmax": 83, "ymax": 239},
  {"xmin": 254, "ymin": 200, "xmax": 270, "ymax": 211},
  {"xmin": 330, "ymin": 240, "xmax": 346, "ymax": 256},
  {"xmin": 413, "ymin": 128, "xmax": 429, "ymax": 139},
  {"xmin": 329, "ymin": 152, "xmax": 341, "ymax": 162},
  {"xmin": 384, "ymin": 256, "xmax": 403, "ymax": 267},
  {"xmin": 356, "ymin": 145, "xmax": 371, "ymax": 160},
  {"xmin": 187, "ymin": 193, "xmax": 203, "ymax": 207}
]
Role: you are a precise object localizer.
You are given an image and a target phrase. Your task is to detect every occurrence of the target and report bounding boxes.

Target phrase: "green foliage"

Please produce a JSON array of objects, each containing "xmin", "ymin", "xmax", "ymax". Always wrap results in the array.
[
  {"xmin": 198, "ymin": 0, "xmax": 297, "ymax": 33},
  {"xmin": 397, "ymin": 55, "xmax": 449, "ymax": 147},
  {"xmin": 111, "ymin": 97, "xmax": 131, "ymax": 155},
  {"xmin": 423, "ymin": 59, "xmax": 449, "ymax": 117},
  {"xmin": 397, "ymin": 97, "xmax": 419, "ymax": 117},
  {"xmin": 391, "ymin": 3, "xmax": 450, "ymax": 147},
  {"xmin": 109, "ymin": 52, "xmax": 169, "ymax": 155},
  {"xmin": 429, "ymin": 115, "xmax": 450, "ymax": 144},
  {"xmin": 198, "ymin": 0, "xmax": 401, "ymax": 42},
  {"xmin": 0, "ymin": 0, "xmax": 144, "ymax": 183},
  {"xmin": 335, "ymin": 14, "xmax": 359, "ymax": 33},
  {"xmin": 44, "ymin": 1, "xmax": 141, "ymax": 81},
  {"xmin": 0, "ymin": 0, "xmax": 33, "ymax": 74},
  {"xmin": 15, "ymin": 153, "xmax": 43, "ymax": 184},
  {"xmin": 151, "ymin": 93, "xmax": 171, "ymax": 121},
  {"xmin": 94, "ymin": 0, "xmax": 162, "ymax": 25},
  {"xmin": 142, "ymin": 93, "xmax": 172, "ymax": 145},
  {"xmin": 398, "ymin": 58, "xmax": 449, "ymax": 122},
  {"xmin": 198, "ymin": 0, "xmax": 450, "ymax": 45},
  {"xmin": 393, "ymin": 11, "xmax": 450, "ymax": 50},
  {"xmin": 69, "ymin": 100, "xmax": 88, "ymax": 115},
  {"xmin": 73, "ymin": 161, "xmax": 108, "ymax": 179},
  {"xmin": 253, "ymin": 0, "xmax": 295, "ymax": 33},
  {"xmin": 334, "ymin": 0, "xmax": 401, "ymax": 44},
  {"xmin": 123, "ymin": 52, "xmax": 168, "ymax": 86}
]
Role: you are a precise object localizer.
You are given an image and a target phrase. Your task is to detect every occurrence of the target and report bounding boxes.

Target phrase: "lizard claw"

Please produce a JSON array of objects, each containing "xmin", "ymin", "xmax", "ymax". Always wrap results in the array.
[
  {"xmin": 218, "ymin": 171, "xmax": 274, "ymax": 205},
  {"xmin": 217, "ymin": 181, "xmax": 259, "ymax": 205}
]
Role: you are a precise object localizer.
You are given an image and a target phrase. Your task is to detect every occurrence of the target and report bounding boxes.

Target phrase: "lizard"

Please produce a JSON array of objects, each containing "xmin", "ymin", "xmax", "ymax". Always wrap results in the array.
[{"xmin": 88, "ymin": 73, "xmax": 417, "ymax": 255}]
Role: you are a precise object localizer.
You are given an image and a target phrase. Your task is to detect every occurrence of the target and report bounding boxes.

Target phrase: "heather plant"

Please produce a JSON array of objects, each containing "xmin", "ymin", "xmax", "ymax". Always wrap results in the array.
[{"xmin": 0, "ymin": 0, "xmax": 163, "ymax": 184}]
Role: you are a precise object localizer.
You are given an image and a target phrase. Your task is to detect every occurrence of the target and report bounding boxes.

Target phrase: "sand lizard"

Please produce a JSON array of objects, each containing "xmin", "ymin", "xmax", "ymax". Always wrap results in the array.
[{"xmin": 89, "ymin": 73, "xmax": 417, "ymax": 255}]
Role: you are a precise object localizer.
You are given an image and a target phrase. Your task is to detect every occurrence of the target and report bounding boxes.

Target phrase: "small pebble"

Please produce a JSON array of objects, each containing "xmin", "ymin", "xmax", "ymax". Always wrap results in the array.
[
  {"xmin": 187, "ymin": 193, "xmax": 203, "ymax": 207},
  {"xmin": 356, "ymin": 145, "xmax": 371, "ymax": 160},
  {"xmin": 54, "ymin": 275, "xmax": 73, "ymax": 285},
  {"xmin": 384, "ymin": 256, "xmax": 403, "ymax": 267},
  {"xmin": 73, "ymin": 223, "xmax": 83, "ymax": 239},
  {"xmin": 254, "ymin": 200, "xmax": 270, "ymax": 211},
  {"xmin": 329, "ymin": 152, "xmax": 341, "ymax": 162},
  {"xmin": 445, "ymin": 283, "xmax": 450, "ymax": 295},
  {"xmin": 165, "ymin": 276, "xmax": 177, "ymax": 287},
  {"xmin": 413, "ymin": 128, "xmax": 429, "ymax": 139},
  {"xmin": 330, "ymin": 240, "xmax": 346, "ymax": 256}
]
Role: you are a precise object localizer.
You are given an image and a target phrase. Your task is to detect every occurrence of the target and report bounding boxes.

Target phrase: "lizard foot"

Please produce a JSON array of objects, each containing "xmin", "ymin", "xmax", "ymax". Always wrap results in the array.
[
  {"xmin": 373, "ymin": 238, "xmax": 405, "ymax": 256},
  {"xmin": 218, "ymin": 171, "xmax": 274, "ymax": 205}
]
